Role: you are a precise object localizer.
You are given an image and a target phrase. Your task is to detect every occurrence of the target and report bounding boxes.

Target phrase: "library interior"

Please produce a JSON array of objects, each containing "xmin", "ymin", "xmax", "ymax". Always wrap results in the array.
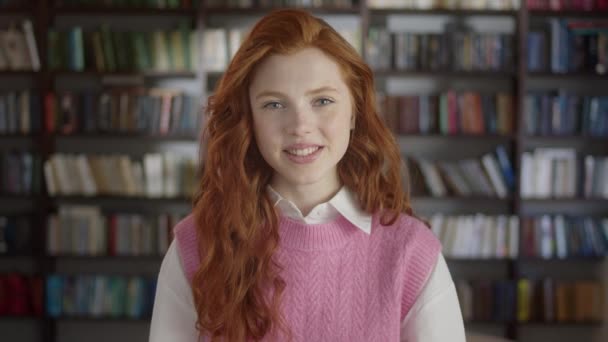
[{"xmin": 0, "ymin": 0, "xmax": 607, "ymax": 341}]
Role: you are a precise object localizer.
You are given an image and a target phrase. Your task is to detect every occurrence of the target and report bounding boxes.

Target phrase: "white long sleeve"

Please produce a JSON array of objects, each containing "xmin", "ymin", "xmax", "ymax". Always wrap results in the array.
[
  {"xmin": 149, "ymin": 240, "xmax": 199, "ymax": 342},
  {"xmin": 400, "ymin": 253, "xmax": 466, "ymax": 342}
]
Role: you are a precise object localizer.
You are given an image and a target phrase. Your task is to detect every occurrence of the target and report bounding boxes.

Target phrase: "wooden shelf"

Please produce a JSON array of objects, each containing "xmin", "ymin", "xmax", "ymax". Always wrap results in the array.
[
  {"xmin": 528, "ymin": 71, "xmax": 608, "ymax": 79},
  {"xmin": 522, "ymin": 135, "xmax": 608, "ymax": 149},
  {"xmin": 0, "ymin": 133, "xmax": 38, "ymax": 138},
  {"xmin": 206, "ymin": 6, "xmax": 360, "ymax": 15},
  {"xmin": 0, "ymin": 315, "xmax": 42, "ymax": 320},
  {"xmin": 374, "ymin": 69, "xmax": 516, "ymax": 78},
  {"xmin": 54, "ymin": 133, "xmax": 198, "ymax": 141},
  {"xmin": 518, "ymin": 256, "xmax": 606, "ymax": 262},
  {"xmin": 529, "ymin": 10, "xmax": 608, "ymax": 18},
  {"xmin": 518, "ymin": 320, "xmax": 603, "ymax": 326},
  {"xmin": 522, "ymin": 198, "xmax": 608, "ymax": 204},
  {"xmin": 0, "ymin": 70, "xmax": 38, "ymax": 76},
  {"xmin": 412, "ymin": 196, "xmax": 513, "ymax": 207},
  {"xmin": 398, "ymin": 133, "xmax": 514, "ymax": 141},
  {"xmin": 50, "ymin": 254, "xmax": 163, "ymax": 261},
  {"xmin": 370, "ymin": 8, "xmax": 517, "ymax": 16},
  {"xmin": 52, "ymin": 195, "xmax": 192, "ymax": 203},
  {"xmin": 522, "ymin": 135, "xmax": 608, "ymax": 142},
  {"xmin": 447, "ymin": 258, "xmax": 514, "ymax": 262},
  {"xmin": 0, "ymin": 194, "xmax": 40, "ymax": 199},
  {"xmin": 51, "ymin": 70, "xmax": 197, "ymax": 78},
  {"xmin": 448, "ymin": 257, "xmax": 606, "ymax": 262},
  {"xmin": 53, "ymin": 315, "xmax": 151, "ymax": 322},
  {"xmin": 0, "ymin": 6, "xmax": 32, "ymax": 15},
  {"xmin": 53, "ymin": 7, "xmax": 196, "ymax": 16},
  {"xmin": 467, "ymin": 320, "xmax": 603, "ymax": 326}
]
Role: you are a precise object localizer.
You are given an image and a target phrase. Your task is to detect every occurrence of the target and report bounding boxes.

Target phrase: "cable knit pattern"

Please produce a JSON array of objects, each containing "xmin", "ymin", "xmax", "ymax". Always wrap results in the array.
[{"xmin": 173, "ymin": 212, "xmax": 441, "ymax": 342}]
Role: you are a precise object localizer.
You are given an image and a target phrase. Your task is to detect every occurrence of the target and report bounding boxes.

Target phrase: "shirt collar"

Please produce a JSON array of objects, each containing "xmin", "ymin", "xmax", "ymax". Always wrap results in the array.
[{"xmin": 266, "ymin": 185, "xmax": 372, "ymax": 235}]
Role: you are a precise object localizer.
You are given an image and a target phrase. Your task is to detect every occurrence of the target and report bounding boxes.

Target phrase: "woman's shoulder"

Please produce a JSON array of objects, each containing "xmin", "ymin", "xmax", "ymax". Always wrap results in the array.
[
  {"xmin": 374, "ymin": 211, "xmax": 440, "ymax": 248},
  {"xmin": 172, "ymin": 213, "xmax": 200, "ymax": 283},
  {"xmin": 173, "ymin": 213, "xmax": 197, "ymax": 237}
]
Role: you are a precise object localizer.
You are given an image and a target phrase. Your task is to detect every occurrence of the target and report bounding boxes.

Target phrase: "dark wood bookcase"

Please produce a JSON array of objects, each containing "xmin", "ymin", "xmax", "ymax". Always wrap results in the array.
[{"xmin": 0, "ymin": 1, "xmax": 607, "ymax": 342}]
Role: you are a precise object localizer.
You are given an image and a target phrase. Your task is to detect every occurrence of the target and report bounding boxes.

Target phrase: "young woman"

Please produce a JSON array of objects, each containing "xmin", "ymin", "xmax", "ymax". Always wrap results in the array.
[{"xmin": 149, "ymin": 9, "xmax": 465, "ymax": 342}]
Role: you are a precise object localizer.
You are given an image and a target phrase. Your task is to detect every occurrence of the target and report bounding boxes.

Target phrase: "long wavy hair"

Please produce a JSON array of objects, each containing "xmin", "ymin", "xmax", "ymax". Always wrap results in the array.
[{"xmin": 192, "ymin": 8, "xmax": 415, "ymax": 342}]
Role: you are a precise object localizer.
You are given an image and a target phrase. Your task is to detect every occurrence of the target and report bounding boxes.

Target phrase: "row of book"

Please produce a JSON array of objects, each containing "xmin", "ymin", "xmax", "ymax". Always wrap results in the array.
[
  {"xmin": 524, "ymin": 92, "xmax": 608, "ymax": 137},
  {"xmin": 429, "ymin": 214, "xmax": 519, "ymax": 259},
  {"xmin": 46, "ymin": 274, "xmax": 156, "ymax": 319},
  {"xmin": 55, "ymin": 0, "xmax": 356, "ymax": 8},
  {"xmin": 377, "ymin": 91, "xmax": 514, "ymax": 135},
  {"xmin": 457, "ymin": 279, "xmax": 517, "ymax": 322},
  {"xmin": 48, "ymin": 25, "xmax": 198, "ymax": 72},
  {"xmin": 521, "ymin": 215, "xmax": 608, "ymax": 259},
  {"xmin": 208, "ymin": 0, "xmax": 356, "ymax": 6},
  {"xmin": 528, "ymin": 19, "xmax": 608, "ymax": 74},
  {"xmin": 0, "ymin": 90, "xmax": 43, "ymax": 134},
  {"xmin": 0, "ymin": 0, "xmax": 30, "ymax": 7},
  {"xmin": 366, "ymin": 29, "xmax": 514, "ymax": 72},
  {"xmin": 368, "ymin": 0, "xmax": 520, "ymax": 9},
  {"xmin": 0, "ymin": 20, "xmax": 40, "ymax": 71},
  {"xmin": 520, "ymin": 149, "xmax": 607, "ymax": 199},
  {"xmin": 47, "ymin": 206, "xmax": 183, "ymax": 256},
  {"xmin": 0, "ymin": 273, "xmax": 43, "ymax": 316},
  {"xmin": 517, "ymin": 278, "xmax": 604, "ymax": 322},
  {"xmin": 456, "ymin": 278, "xmax": 604, "ymax": 323},
  {"xmin": 45, "ymin": 89, "xmax": 202, "ymax": 136},
  {"xmin": 204, "ymin": 26, "xmax": 360, "ymax": 72},
  {"xmin": 44, "ymin": 153, "xmax": 198, "ymax": 198},
  {"xmin": 0, "ymin": 152, "xmax": 43, "ymax": 195},
  {"xmin": 527, "ymin": 0, "xmax": 608, "ymax": 10},
  {"xmin": 56, "ymin": 0, "xmax": 203, "ymax": 8},
  {"xmin": 0, "ymin": 216, "xmax": 33, "ymax": 255},
  {"xmin": 408, "ymin": 145, "xmax": 516, "ymax": 198}
]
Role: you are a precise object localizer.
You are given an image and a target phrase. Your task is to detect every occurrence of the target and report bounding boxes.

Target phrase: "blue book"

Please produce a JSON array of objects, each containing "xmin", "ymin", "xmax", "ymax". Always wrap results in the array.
[
  {"xmin": 46, "ymin": 275, "xmax": 64, "ymax": 318},
  {"xmin": 494, "ymin": 145, "xmax": 515, "ymax": 191}
]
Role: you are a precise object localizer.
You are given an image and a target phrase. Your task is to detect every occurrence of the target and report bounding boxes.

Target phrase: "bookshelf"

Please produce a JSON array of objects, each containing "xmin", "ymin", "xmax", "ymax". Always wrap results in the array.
[{"xmin": 1, "ymin": 1, "xmax": 607, "ymax": 342}]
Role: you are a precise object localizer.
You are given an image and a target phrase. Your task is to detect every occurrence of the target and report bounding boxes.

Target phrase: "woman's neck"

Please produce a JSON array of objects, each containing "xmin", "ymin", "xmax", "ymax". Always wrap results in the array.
[{"xmin": 270, "ymin": 177, "xmax": 341, "ymax": 217}]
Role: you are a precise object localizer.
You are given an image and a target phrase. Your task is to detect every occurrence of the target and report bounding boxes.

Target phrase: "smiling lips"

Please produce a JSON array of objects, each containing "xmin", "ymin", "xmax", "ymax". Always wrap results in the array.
[{"xmin": 284, "ymin": 144, "xmax": 324, "ymax": 164}]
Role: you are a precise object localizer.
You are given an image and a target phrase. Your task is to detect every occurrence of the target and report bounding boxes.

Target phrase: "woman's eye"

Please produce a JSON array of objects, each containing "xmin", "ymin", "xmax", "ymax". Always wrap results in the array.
[
  {"xmin": 314, "ymin": 98, "xmax": 334, "ymax": 106},
  {"xmin": 263, "ymin": 102, "xmax": 284, "ymax": 110}
]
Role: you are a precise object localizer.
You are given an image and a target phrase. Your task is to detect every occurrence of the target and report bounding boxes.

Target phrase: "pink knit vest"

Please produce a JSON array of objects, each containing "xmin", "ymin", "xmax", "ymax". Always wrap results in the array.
[{"xmin": 174, "ymin": 212, "xmax": 441, "ymax": 342}]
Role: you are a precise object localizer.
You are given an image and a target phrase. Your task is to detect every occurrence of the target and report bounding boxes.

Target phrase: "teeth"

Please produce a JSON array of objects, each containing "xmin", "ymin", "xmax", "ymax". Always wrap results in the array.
[{"xmin": 286, "ymin": 147, "xmax": 320, "ymax": 156}]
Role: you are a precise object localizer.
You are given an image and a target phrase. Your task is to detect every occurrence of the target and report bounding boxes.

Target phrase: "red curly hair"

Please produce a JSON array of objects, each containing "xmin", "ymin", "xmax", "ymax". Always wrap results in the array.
[{"xmin": 192, "ymin": 8, "xmax": 415, "ymax": 341}]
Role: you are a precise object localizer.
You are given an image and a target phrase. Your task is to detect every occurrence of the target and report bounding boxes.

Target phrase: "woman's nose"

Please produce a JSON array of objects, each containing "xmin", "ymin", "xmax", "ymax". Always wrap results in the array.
[{"xmin": 286, "ymin": 106, "xmax": 314, "ymax": 136}]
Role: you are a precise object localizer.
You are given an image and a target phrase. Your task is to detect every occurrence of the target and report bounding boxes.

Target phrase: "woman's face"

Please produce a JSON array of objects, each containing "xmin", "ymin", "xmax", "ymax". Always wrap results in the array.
[{"xmin": 249, "ymin": 47, "xmax": 355, "ymax": 193}]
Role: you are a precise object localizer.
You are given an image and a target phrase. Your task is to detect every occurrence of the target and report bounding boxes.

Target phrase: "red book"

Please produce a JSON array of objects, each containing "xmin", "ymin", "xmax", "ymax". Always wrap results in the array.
[
  {"xmin": 0, "ymin": 276, "xmax": 6, "ymax": 315},
  {"xmin": 29, "ymin": 276, "xmax": 43, "ymax": 316},
  {"xmin": 6, "ymin": 274, "xmax": 28, "ymax": 315}
]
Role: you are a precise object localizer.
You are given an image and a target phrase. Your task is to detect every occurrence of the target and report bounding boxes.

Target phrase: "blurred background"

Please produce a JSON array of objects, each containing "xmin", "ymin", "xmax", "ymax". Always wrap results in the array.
[{"xmin": 0, "ymin": 0, "xmax": 606, "ymax": 342}]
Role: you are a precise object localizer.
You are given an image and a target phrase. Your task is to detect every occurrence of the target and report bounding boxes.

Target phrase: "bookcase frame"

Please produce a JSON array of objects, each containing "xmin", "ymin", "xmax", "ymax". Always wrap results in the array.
[{"xmin": 1, "ymin": 1, "xmax": 607, "ymax": 342}]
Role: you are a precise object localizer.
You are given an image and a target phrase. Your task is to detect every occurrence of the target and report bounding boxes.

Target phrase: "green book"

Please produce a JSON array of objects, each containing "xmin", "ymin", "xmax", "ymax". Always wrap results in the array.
[
  {"xmin": 71, "ymin": 27, "xmax": 85, "ymax": 71},
  {"xmin": 439, "ymin": 93, "xmax": 448, "ymax": 135},
  {"xmin": 133, "ymin": 32, "xmax": 151, "ymax": 71},
  {"xmin": 179, "ymin": 21, "xmax": 191, "ymax": 71},
  {"xmin": 100, "ymin": 25, "xmax": 116, "ymax": 72},
  {"xmin": 47, "ymin": 30, "xmax": 62, "ymax": 70},
  {"xmin": 113, "ymin": 31, "xmax": 129, "ymax": 71}
]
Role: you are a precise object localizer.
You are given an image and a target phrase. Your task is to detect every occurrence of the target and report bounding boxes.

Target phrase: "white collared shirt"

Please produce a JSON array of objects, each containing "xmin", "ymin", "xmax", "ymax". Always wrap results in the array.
[{"xmin": 149, "ymin": 187, "xmax": 466, "ymax": 342}]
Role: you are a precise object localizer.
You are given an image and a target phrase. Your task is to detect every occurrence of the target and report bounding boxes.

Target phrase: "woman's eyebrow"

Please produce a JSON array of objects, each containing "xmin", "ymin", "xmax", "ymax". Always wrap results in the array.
[
  {"xmin": 255, "ymin": 90, "xmax": 284, "ymax": 100},
  {"xmin": 255, "ymin": 86, "xmax": 339, "ymax": 100},
  {"xmin": 306, "ymin": 86, "xmax": 339, "ymax": 96}
]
